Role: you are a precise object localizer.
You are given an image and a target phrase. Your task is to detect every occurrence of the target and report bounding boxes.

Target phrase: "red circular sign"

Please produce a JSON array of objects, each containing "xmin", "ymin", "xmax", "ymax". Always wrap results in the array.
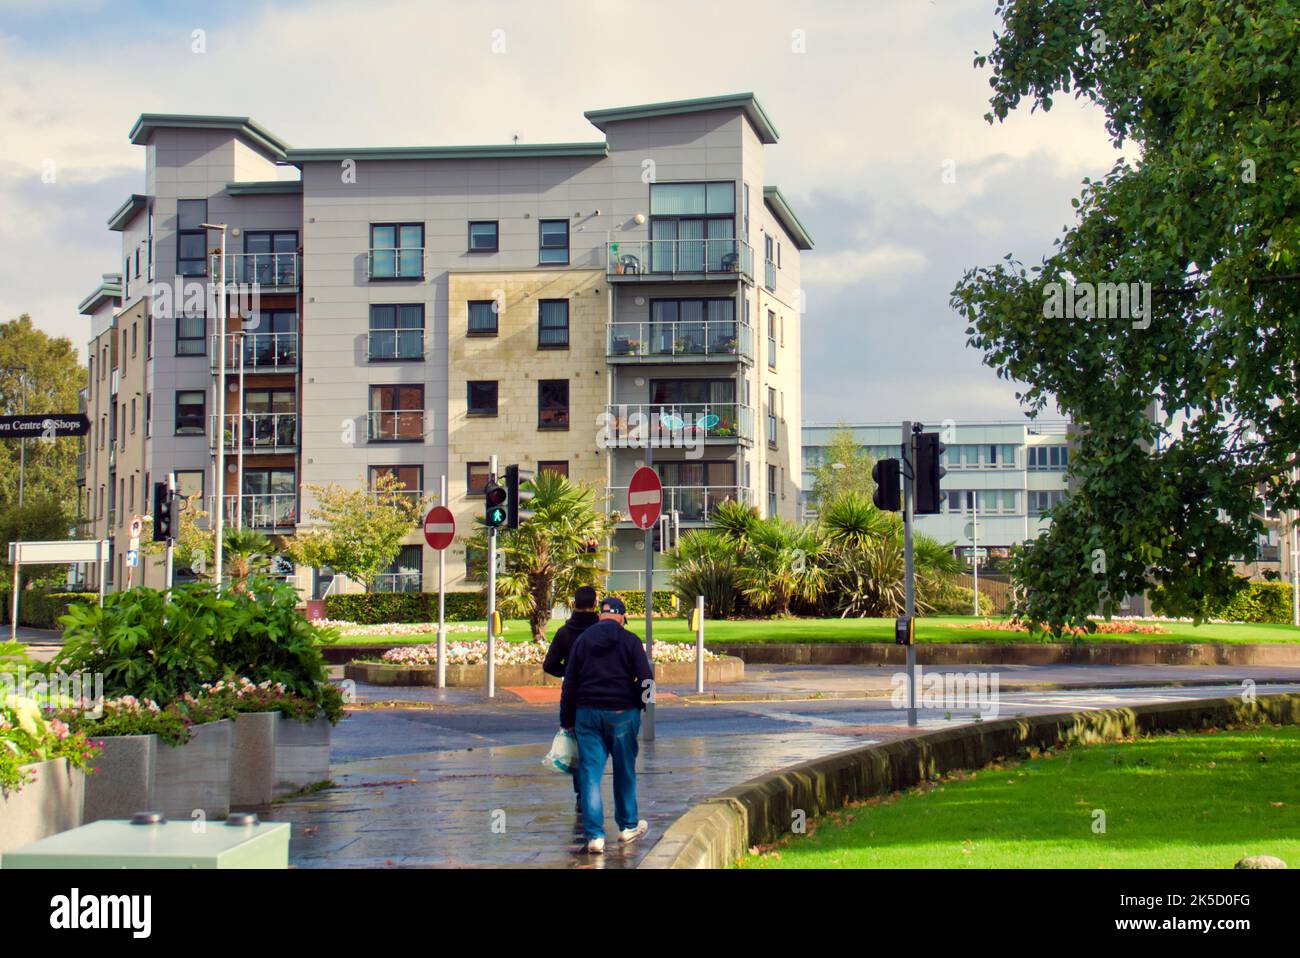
[
  {"xmin": 423, "ymin": 506, "xmax": 456, "ymax": 550},
  {"xmin": 627, "ymin": 467, "xmax": 663, "ymax": 531}
]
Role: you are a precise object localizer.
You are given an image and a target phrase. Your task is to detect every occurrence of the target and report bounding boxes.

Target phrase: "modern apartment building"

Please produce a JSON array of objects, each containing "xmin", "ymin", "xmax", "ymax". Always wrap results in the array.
[
  {"xmin": 801, "ymin": 420, "xmax": 1073, "ymax": 558},
  {"xmin": 77, "ymin": 93, "xmax": 810, "ymax": 595}
]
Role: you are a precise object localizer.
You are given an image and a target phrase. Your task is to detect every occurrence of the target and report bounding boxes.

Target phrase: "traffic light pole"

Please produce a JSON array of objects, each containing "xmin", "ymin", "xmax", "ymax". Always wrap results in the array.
[
  {"xmin": 487, "ymin": 453, "xmax": 497, "ymax": 700},
  {"xmin": 902, "ymin": 421, "xmax": 918, "ymax": 727},
  {"xmin": 644, "ymin": 443, "xmax": 655, "ymax": 741}
]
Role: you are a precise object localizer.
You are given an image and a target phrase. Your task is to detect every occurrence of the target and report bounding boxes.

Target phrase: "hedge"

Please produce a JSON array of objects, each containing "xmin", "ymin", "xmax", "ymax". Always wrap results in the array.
[
  {"xmin": 322, "ymin": 589, "xmax": 679, "ymax": 625},
  {"xmin": 1149, "ymin": 580, "xmax": 1296, "ymax": 624},
  {"xmin": 0, "ymin": 590, "xmax": 96, "ymax": 629}
]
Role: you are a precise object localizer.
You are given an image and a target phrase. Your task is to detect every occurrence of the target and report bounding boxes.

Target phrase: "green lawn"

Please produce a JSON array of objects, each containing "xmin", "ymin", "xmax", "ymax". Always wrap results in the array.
[
  {"xmin": 738, "ymin": 725, "xmax": 1300, "ymax": 869},
  {"xmin": 329, "ymin": 616, "xmax": 1300, "ymax": 646}
]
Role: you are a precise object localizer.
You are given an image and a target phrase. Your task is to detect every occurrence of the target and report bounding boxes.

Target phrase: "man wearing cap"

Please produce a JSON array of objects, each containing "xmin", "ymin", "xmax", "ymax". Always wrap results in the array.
[
  {"xmin": 544, "ymin": 585, "xmax": 601, "ymax": 810},
  {"xmin": 560, "ymin": 596, "xmax": 653, "ymax": 854}
]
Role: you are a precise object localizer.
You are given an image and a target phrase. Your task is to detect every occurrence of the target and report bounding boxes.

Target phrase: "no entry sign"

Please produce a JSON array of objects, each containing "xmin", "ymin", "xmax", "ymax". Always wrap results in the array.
[
  {"xmin": 627, "ymin": 467, "xmax": 663, "ymax": 530},
  {"xmin": 423, "ymin": 506, "xmax": 456, "ymax": 550}
]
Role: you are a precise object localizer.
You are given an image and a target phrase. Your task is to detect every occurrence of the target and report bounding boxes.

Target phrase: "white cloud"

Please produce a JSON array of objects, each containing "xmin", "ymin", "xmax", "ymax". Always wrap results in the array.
[{"xmin": 802, "ymin": 245, "xmax": 926, "ymax": 286}]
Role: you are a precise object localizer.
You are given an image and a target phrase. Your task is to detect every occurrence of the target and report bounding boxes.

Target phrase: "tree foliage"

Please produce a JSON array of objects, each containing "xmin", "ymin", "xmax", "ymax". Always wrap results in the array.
[
  {"xmin": 951, "ymin": 0, "xmax": 1300, "ymax": 631},
  {"xmin": 808, "ymin": 425, "xmax": 877, "ymax": 510}
]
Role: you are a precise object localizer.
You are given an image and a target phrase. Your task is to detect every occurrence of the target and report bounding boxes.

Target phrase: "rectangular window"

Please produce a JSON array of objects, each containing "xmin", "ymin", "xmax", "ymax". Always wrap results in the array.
[
  {"xmin": 369, "ymin": 465, "xmax": 423, "ymax": 501},
  {"xmin": 145, "ymin": 394, "xmax": 151, "ymax": 437},
  {"xmin": 767, "ymin": 387, "xmax": 777, "ymax": 445},
  {"xmin": 538, "ymin": 461, "xmax": 568, "ymax": 478},
  {"xmin": 130, "ymin": 398, "xmax": 137, "ymax": 434},
  {"xmin": 538, "ymin": 299, "xmax": 569, "ymax": 348},
  {"xmin": 767, "ymin": 310, "xmax": 777, "ymax": 369},
  {"xmin": 539, "ymin": 219, "xmax": 569, "ymax": 265},
  {"xmin": 648, "ymin": 182, "xmax": 736, "ymax": 274},
  {"xmin": 538, "ymin": 380, "xmax": 569, "ymax": 430},
  {"xmin": 177, "ymin": 308, "xmax": 205, "ymax": 356},
  {"xmin": 131, "ymin": 323, "xmax": 138, "ymax": 357},
  {"xmin": 368, "ymin": 304, "xmax": 425, "ymax": 361},
  {"xmin": 129, "ymin": 474, "xmax": 135, "ymax": 511},
  {"xmin": 767, "ymin": 465, "xmax": 778, "ymax": 519},
  {"xmin": 243, "ymin": 230, "xmax": 298, "ymax": 285},
  {"xmin": 368, "ymin": 384, "xmax": 424, "ymax": 441},
  {"xmin": 467, "ymin": 380, "xmax": 498, "ymax": 416},
  {"xmin": 146, "ymin": 311, "xmax": 153, "ymax": 358},
  {"xmin": 175, "ymin": 470, "xmax": 204, "ymax": 503},
  {"xmin": 124, "ymin": 259, "xmax": 129, "ymax": 298},
  {"xmin": 373, "ymin": 544, "xmax": 422, "ymax": 593},
  {"xmin": 177, "ymin": 199, "xmax": 208, "ymax": 275},
  {"xmin": 743, "ymin": 183, "xmax": 750, "ymax": 237},
  {"xmin": 175, "ymin": 390, "xmax": 204, "ymax": 435},
  {"xmin": 369, "ymin": 223, "xmax": 424, "ymax": 279},
  {"xmin": 467, "ymin": 461, "xmax": 490, "ymax": 496},
  {"xmin": 134, "ymin": 248, "xmax": 140, "ymax": 279},
  {"xmin": 468, "ymin": 221, "xmax": 498, "ymax": 252},
  {"xmin": 468, "ymin": 300, "xmax": 498, "ymax": 336}
]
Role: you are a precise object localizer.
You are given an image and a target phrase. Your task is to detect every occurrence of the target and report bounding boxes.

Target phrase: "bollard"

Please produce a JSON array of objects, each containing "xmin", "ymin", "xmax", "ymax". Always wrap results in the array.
[{"xmin": 695, "ymin": 595, "xmax": 705, "ymax": 694}]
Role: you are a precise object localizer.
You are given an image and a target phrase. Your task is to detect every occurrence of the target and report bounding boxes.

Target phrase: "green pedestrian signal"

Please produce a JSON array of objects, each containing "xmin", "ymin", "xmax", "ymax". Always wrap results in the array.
[{"xmin": 484, "ymin": 476, "xmax": 507, "ymax": 528}]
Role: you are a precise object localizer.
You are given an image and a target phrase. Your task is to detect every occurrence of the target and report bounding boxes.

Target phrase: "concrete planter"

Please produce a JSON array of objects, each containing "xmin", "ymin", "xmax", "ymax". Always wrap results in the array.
[
  {"xmin": 154, "ymin": 719, "xmax": 233, "ymax": 821},
  {"xmin": 343, "ymin": 656, "xmax": 745, "ymax": 687},
  {"xmin": 83, "ymin": 733, "xmax": 157, "ymax": 824},
  {"xmin": 231, "ymin": 712, "xmax": 279, "ymax": 809},
  {"xmin": 0, "ymin": 758, "xmax": 85, "ymax": 855},
  {"xmin": 274, "ymin": 716, "xmax": 331, "ymax": 798}
]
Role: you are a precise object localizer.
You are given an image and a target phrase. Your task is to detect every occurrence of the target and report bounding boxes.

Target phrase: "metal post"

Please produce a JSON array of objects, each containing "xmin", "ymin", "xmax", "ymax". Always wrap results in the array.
[
  {"xmin": 10, "ymin": 561, "xmax": 17, "ymax": 643},
  {"xmin": 643, "ymin": 443, "xmax": 655, "ymax": 741},
  {"xmin": 235, "ymin": 331, "xmax": 245, "ymax": 530},
  {"xmin": 97, "ymin": 544, "xmax": 105, "ymax": 607},
  {"xmin": 437, "ymin": 473, "xmax": 447, "ymax": 689},
  {"xmin": 902, "ymin": 421, "xmax": 917, "ymax": 727},
  {"xmin": 972, "ymin": 495, "xmax": 980, "ymax": 616},
  {"xmin": 695, "ymin": 594, "xmax": 705, "ymax": 694},
  {"xmin": 487, "ymin": 454, "xmax": 497, "ymax": 699},
  {"xmin": 207, "ymin": 225, "xmax": 228, "ymax": 589},
  {"xmin": 18, "ymin": 370, "xmax": 26, "ymax": 507},
  {"xmin": 164, "ymin": 472, "xmax": 176, "ymax": 593}
]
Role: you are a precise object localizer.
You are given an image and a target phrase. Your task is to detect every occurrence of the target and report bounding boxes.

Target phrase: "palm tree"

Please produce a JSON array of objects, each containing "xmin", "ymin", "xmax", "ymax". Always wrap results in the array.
[
  {"xmin": 738, "ymin": 518, "xmax": 826, "ymax": 615},
  {"xmin": 667, "ymin": 529, "xmax": 743, "ymax": 618},
  {"xmin": 222, "ymin": 527, "xmax": 272, "ymax": 592},
  {"xmin": 476, "ymin": 471, "xmax": 616, "ymax": 642}
]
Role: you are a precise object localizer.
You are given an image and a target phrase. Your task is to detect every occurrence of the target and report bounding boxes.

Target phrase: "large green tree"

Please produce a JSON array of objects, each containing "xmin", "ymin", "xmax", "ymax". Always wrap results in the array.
[
  {"xmin": 951, "ymin": 0, "xmax": 1300, "ymax": 630},
  {"xmin": 807, "ymin": 425, "xmax": 877, "ymax": 510}
]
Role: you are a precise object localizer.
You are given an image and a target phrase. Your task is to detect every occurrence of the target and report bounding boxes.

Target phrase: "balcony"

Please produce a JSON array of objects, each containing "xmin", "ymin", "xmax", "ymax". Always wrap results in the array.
[
  {"xmin": 215, "ymin": 493, "xmax": 297, "ymax": 531},
  {"xmin": 604, "ymin": 403, "xmax": 753, "ymax": 447},
  {"xmin": 210, "ymin": 332, "xmax": 299, "ymax": 374},
  {"xmin": 367, "ymin": 328, "xmax": 425, "ymax": 362},
  {"xmin": 210, "ymin": 413, "xmax": 298, "ymax": 454},
  {"xmin": 607, "ymin": 320, "xmax": 753, "ymax": 364},
  {"xmin": 367, "ymin": 247, "xmax": 425, "ymax": 280},
  {"xmin": 217, "ymin": 252, "xmax": 300, "ymax": 291},
  {"xmin": 606, "ymin": 485, "xmax": 752, "ymax": 524},
  {"xmin": 606, "ymin": 239, "xmax": 753, "ymax": 284},
  {"xmin": 366, "ymin": 410, "xmax": 427, "ymax": 443}
]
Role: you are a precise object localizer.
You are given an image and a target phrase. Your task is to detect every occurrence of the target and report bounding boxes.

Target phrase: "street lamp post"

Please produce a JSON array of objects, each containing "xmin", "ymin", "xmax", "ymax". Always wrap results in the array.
[
  {"xmin": 235, "ymin": 329, "xmax": 246, "ymax": 530},
  {"xmin": 201, "ymin": 224, "xmax": 228, "ymax": 587}
]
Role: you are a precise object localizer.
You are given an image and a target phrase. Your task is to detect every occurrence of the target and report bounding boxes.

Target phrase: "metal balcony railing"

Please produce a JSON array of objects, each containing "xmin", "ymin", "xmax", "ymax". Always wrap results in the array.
[
  {"xmin": 368, "ymin": 572, "xmax": 422, "ymax": 593},
  {"xmin": 366, "ymin": 410, "xmax": 427, "ymax": 442},
  {"xmin": 606, "ymin": 239, "xmax": 753, "ymax": 282},
  {"xmin": 215, "ymin": 493, "xmax": 298, "ymax": 530},
  {"xmin": 606, "ymin": 485, "xmax": 752, "ymax": 523},
  {"xmin": 218, "ymin": 252, "xmax": 299, "ymax": 289},
  {"xmin": 367, "ymin": 247, "xmax": 425, "ymax": 280},
  {"xmin": 367, "ymin": 329, "xmax": 425, "ymax": 361},
  {"xmin": 211, "ymin": 332, "xmax": 299, "ymax": 373},
  {"xmin": 607, "ymin": 320, "xmax": 752, "ymax": 362},
  {"xmin": 604, "ymin": 402, "xmax": 753, "ymax": 445},
  {"xmin": 210, "ymin": 413, "xmax": 298, "ymax": 453}
]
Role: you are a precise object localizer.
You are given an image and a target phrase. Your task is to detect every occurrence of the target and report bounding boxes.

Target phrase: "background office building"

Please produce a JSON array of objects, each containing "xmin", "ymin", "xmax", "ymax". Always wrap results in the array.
[
  {"xmin": 77, "ymin": 94, "xmax": 810, "ymax": 595},
  {"xmin": 801, "ymin": 420, "xmax": 1073, "ymax": 558}
]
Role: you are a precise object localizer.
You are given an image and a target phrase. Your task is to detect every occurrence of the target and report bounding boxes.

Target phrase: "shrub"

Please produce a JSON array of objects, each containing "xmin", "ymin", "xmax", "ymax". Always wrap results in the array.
[
  {"xmin": 0, "ymin": 590, "xmax": 95, "ymax": 629},
  {"xmin": 1, "ymin": 694, "xmax": 100, "ymax": 793},
  {"xmin": 56, "ymin": 696, "xmax": 192, "ymax": 748},
  {"xmin": 1151, "ymin": 579, "xmax": 1295, "ymax": 623},
  {"xmin": 323, "ymin": 591, "xmax": 486, "ymax": 624},
  {"xmin": 606, "ymin": 590, "xmax": 678, "ymax": 617}
]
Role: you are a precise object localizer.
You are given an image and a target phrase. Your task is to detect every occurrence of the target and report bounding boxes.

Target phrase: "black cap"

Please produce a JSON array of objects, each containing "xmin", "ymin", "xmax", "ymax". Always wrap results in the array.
[{"xmin": 601, "ymin": 596, "xmax": 627, "ymax": 615}]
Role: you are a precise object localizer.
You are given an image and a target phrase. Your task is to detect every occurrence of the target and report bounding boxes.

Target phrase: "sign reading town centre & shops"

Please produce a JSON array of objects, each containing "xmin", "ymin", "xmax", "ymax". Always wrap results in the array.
[{"xmin": 0, "ymin": 414, "xmax": 91, "ymax": 439}]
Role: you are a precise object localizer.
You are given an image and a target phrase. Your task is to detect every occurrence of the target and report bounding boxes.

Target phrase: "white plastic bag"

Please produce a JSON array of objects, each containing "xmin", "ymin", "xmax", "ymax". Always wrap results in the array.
[{"xmin": 543, "ymin": 728, "xmax": 578, "ymax": 774}]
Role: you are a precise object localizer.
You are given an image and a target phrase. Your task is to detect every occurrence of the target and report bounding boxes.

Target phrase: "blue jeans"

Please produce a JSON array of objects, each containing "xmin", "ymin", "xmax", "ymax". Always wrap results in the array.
[{"xmin": 574, "ymin": 707, "xmax": 641, "ymax": 840}]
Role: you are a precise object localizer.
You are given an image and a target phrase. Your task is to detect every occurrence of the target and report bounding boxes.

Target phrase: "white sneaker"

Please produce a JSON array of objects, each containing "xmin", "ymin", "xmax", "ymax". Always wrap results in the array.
[
  {"xmin": 619, "ymin": 820, "xmax": 649, "ymax": 844},
  {"xmin": 585, "ymin": 837, "xmax": 605, "ymax": 854}
]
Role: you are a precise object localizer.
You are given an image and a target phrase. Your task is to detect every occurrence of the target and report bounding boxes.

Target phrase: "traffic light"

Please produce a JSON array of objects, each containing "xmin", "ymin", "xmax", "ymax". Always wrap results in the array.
[
  {"xmin": 913, "ymin": 432, "xmax": 946, "ymax": 515},
  {"xmin": 484, "ymin": 475, "xmax": 507, "ymax": 528},
  {"xmin": 505, "ymin": 464, "xmax": 535, "ymax": 529},
  {"xmin": 152, "ymin": 482, "xmax": 178, "ymax": 542},
  {"xmin": 871, "ymin": 458, "xmax": 901, "ymax": 512}
]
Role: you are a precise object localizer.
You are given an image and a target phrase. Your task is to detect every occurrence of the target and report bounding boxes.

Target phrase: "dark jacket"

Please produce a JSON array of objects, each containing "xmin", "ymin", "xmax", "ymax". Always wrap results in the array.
[
  {"xmin": 560, "ymin": 619, "xmax": 654, "ymax": 730},
  {"xmin": 542, "ymin": 610, "xmax": 600, "ymax": 678}
]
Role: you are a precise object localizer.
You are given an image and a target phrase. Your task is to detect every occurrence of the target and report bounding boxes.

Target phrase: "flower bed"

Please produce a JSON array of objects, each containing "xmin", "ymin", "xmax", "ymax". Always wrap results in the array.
[
  {"xmin": 2, "ymin": 693, "xmax": 99, "ymax": 794},
  {"xmin": 377, "ymin": 639, "xmax": 718, "ymax": 668},
  {"xmin": 956, "ymin": 618, "xmax": 1169, "ymax": 636}
]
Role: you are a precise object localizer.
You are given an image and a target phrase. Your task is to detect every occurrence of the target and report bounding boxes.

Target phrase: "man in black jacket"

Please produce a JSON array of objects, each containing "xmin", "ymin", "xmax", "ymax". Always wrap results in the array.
[
  {"xmin": 544, "ymin": 585, "xmax": 600, "ymax": 809},
  {"xmin": 560, "ymin": 596, "xmax": 653, "ymax": 854}
]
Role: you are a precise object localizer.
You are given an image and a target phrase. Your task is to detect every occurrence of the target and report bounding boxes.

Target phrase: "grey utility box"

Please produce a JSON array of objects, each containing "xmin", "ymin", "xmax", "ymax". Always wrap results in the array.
[{"xmin": 1, "ymin": 817, "xmax": 290, "ymax": 869}]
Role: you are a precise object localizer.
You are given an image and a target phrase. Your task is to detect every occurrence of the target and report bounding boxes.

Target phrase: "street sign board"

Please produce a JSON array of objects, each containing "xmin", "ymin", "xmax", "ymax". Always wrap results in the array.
[
  {"xmin": 8, "ymin": 540, "xmax": 108, "ymax": 564},
  {"xmin": 129, "ymin": 515, "xmax": 143, "ymax": 539},
  {"xmin": 627, "ymin": 467, "xmax": 663, "ymax": 530},
  {"xmin": 126, "ymin": 550, "xmax": 139, "ymax": 568},
  {"xmin": 0, "ymin": 414, "xmax": 90, "ymax": 439},
  {"xmin": 423, "ymin": 506, "xmax": 456, "ymax": 550},
  {"xmin": 967, "ymin": 548, "xmax": 989, "ymax": 561}
]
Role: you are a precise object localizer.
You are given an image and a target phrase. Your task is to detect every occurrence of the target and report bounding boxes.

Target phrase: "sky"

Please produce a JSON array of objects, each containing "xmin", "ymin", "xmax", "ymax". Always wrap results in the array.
[{"xmin": 0, "ymin": 0, "xmax": 1121, "ymax": 424}]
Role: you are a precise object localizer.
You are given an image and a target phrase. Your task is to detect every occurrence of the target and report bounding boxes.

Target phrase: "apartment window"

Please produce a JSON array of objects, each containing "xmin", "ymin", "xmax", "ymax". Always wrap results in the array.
[
  {"xmin": 99, "ymin": 415, "xmax": 106, "ymax": 449},
  {"xmin": 177, "ymin": 199, "xmax": 208, "ymax": 275},
  {"xmin": 88, "ymin": 356, "xmax": 93, "ymax": 384},
  {"xmin": 468, "ymin": 221, "xmax": 498, "ymax": 252},
  {"xmin": 145, "ymin": 394, "xmax": 151, "ymax": 437},
  {"xmin": 767, "ymin": 310, "xmax": 777, "ymax": 369},
  {"xmin": 1028, "ymin": 445, "xmax": 1069, "ymax": 470},
  {"xmin": 174, "ymin": 391, "xmax": 205, "ymax": 435},
  {"xmin": 240, "ymin": 468, "xmax": 297, "ymax": 528},
  {"xmin": 767, "ymin": 465, "xmax": 778, "ymax": 519},
  {"xmin": 369, "ymin": 223, "xmax": 424, "ymax": 279},
  {"xmin": 368, "ymin": 304, "xmax": 424, "ymax": 361},
  {"xmin": 467, "ymin": 381, "xmax": 498, "ymax": 416},
  {"xmin": 143, "ymin": 472, "xmax": 149, "ymax": 507},
  {"xmin": 373, "ymin": 544, "xmax": 422, "ymax": 593},
  {"xmin": 538, "ymin": 380, "xmax": 569, "ymax": 430},
  {"xmin": 538, "ymin": 299, "xmax": 569, "ymax": 348},
  {"xmin": 468, "ymin": 300, "xmax": 498, "ymax": 336},
  {"xmin": 146, "ymin": 312, "xmax": 152, "ymax": 358},
  {"xmin": 538, "ymin": 461, "xmax": 569, "ymax": 478},
  {"xmin": 130, "ymin": 398, "xmax": 137, "ymax": 434},
  {"xmin": 243, "ymin": 231, "xmax": 298, "ymax": 285},
  {"xmin": 129, "ymin": 474, "xmax": 135, "ymax": 511},
  {"xmin": 766, "ymin": 387, "xmax": 777, "ymax": 445},
  {"xmin": 131, "ymin": 323, "xmax": 138, "ymax": 357},
  {"xmin": 538, "ymin": 219, "xmax": 569, "ymax": 265},
  {"xmin": 649, "ymin": 182, "xmax": 736, "ymax": 273},
  {"xmin": 101, "ymin": 346, "xmax": 108, "ymax": 377},
  {"xmin": 648, "ymin": 299, "xmax": 737, "ymax": 355},
  {"xmin": 743, "ymin": 183, "xmax": 750, "ymax": 238},
  {"xmin": 147, "ymin": 206, "xmax": 153, "ymax": 281},
  {"xmin": 134, "ymin": 248, "xmax": 140, "ymax": 279},
  {"xmin": 467, "ymin": 461, "xmax": 490, "ymax": 496},
  {"xmin": 369, "ymin": 465, "xmax": 423, "ymax": 500},
  {"xmin": 177, "ymin": 308, "xmax": 205, "ymax": 356},
  {"xmin": 368, "ymin": 384, "xmax": 424, "ymax": 442},
  {"xmin": 1029, "ymin": 490, "xmax": 1065, "ymax": 516}
]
